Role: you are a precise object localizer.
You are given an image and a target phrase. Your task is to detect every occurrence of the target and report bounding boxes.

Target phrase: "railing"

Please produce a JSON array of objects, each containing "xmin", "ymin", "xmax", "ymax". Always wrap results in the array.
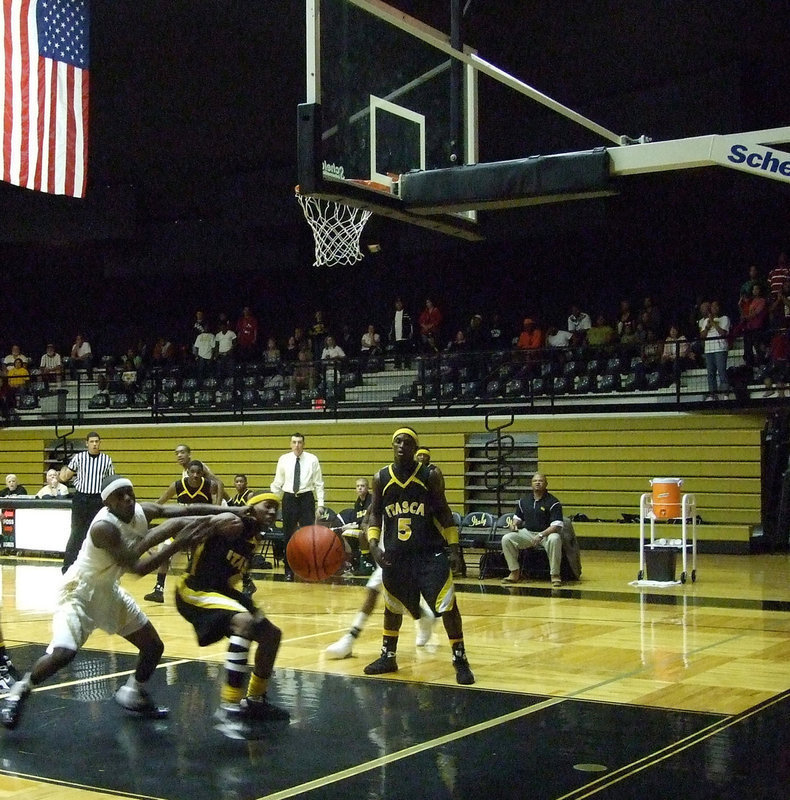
[{"xmin": 0, "ymin": 337, "xmax": 783, "ymax": 426}]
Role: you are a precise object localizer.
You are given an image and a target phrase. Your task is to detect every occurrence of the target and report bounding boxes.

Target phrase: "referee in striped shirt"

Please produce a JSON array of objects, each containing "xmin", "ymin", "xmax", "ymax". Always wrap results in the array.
[{"xmin": 59, "ymin": 431, "xmax": 115, "ymax": 573}]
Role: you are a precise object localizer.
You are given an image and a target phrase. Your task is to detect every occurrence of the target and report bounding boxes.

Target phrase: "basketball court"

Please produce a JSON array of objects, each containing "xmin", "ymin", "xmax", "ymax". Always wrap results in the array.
[{"xmin": 1, "ymin": 550, "xmax": 789, "ymax": 799}]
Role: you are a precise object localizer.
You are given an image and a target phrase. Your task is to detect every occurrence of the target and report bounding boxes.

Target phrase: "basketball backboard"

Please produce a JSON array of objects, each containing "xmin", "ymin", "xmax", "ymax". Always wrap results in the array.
[
  {"xmin": 298, "ymin": 0, "xmax": 483, "ymax": 239},
  {"xmin": 298, "ymin": 0, "xmax": 790, "ymax": 247},
  {"xmin": 298, "ymin": 0, "xmax": 622, "ymax": 241}
]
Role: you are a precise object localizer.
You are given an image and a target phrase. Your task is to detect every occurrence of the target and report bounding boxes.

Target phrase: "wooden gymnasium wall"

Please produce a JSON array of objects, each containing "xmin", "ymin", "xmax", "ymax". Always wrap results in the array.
[{"xmin": 0, "ymin": 412, "xmax": 765, "ymax": 550}]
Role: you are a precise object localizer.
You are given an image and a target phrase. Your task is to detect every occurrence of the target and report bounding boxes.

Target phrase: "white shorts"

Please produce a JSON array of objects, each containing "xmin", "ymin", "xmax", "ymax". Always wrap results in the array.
[
  {"xmin": 48, "ymin": 577, "xmax": 149, "ymax": 652},
  {"xmin": 366, "ymin": 565, "xmax": 384, "ymax": 592}
]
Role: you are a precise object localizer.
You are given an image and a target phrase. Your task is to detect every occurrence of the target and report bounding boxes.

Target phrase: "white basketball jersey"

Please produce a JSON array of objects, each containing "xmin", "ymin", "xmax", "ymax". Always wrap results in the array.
[{"xmin": 68, "ymin": 503, "xmax": 149, "ymax": 587}]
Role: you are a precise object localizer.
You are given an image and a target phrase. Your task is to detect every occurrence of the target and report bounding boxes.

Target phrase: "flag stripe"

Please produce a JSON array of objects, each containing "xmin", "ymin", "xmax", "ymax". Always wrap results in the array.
[{"xmin": 1, "ymin": 0, "xmax": 89, "ymax": 197}]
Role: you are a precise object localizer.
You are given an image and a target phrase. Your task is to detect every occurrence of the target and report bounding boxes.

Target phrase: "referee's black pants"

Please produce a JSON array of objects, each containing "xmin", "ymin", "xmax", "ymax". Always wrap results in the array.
[
  {"xmin": 62, "ymin": 491, "xmax": 103, "ymax": 573},
  {"xmin": 281, "ymin": 491, "xmax": 316, "ymax": 576}
]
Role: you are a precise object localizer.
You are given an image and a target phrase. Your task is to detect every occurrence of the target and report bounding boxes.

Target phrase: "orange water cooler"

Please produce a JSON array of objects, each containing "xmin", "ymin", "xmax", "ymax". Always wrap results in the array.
[{"xmin": 637, "ymin": 478, "xmax": 697, "ymax": 584}]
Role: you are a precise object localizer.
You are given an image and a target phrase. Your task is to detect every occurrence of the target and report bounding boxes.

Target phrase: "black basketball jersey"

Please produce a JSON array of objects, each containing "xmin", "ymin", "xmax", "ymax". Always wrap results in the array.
[
  {"xmin": 354, "ymin": 492, "xmax": 372, "ymax": 524},
  {"xmin": 377, "ymin": 462, "xmax": 445, "ymax": 555},
  {"xmin": 227, "ymin": 489, "xmax": 253, "ymax": 507},
  {"xmin": 175, "ymin": 476, "xmax": 211, "ymax": 504},
  {"xmin": 186, "ymin": 524, "xmax": 257, "ymax": 592}
]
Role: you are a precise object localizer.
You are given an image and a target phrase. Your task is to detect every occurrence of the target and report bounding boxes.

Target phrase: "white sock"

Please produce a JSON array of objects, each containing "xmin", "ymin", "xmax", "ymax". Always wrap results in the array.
[{"xmin": 9, "ymin": 672, "xmax": 32, "ymax": 698}]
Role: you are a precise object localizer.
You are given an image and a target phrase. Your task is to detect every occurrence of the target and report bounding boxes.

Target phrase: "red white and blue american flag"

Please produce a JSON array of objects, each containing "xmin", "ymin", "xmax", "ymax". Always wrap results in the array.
[{"xmin": 1, "ymin": 0, "xmax": 90, "ymax": 198}]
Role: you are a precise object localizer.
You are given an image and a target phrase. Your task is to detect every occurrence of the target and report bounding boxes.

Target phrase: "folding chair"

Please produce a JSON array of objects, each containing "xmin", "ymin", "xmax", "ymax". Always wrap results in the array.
[
  {"xmin": 479, "ymin": 513, "xmax": 516, "ymax": 579},
  {"xmin": 457, "ymin": 511, "xmax": 495, "ymax": 577}
]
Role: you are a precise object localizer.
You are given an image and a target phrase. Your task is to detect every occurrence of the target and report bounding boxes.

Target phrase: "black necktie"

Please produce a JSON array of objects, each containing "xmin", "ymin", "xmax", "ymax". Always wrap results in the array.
[{"xmin": 293, "ymin": 456, "xmax": 301, "ymax": 494}]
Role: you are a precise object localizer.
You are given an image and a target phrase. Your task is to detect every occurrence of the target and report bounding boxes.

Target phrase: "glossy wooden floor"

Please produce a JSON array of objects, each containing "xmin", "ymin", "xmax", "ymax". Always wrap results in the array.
[{"xmin": 1, "ymin": 550, "xmax": 789, "ymax": 799}]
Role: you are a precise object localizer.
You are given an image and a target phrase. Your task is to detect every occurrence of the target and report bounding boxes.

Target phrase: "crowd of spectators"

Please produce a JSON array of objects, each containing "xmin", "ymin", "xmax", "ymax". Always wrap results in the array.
[{"xmin": 2, "ymin": 253, "xmax": 790, "ymax": 414}]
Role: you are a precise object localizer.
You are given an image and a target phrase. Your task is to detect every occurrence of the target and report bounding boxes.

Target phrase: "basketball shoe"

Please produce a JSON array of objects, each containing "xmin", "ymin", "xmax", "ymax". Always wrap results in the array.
[{"xmin": 325, "ymin": 633, "xmax": 354, "ymax": 659}]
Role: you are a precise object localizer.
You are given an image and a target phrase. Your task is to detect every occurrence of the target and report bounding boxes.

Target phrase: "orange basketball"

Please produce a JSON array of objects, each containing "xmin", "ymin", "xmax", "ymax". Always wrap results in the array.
[{"xmin": 286, "ymin": 525, "xmax": 346, "ymax": 582}]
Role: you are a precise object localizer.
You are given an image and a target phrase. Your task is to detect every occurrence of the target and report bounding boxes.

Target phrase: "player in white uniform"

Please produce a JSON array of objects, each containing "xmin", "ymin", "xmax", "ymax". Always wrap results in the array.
[{"xmin": 0, "ymin": 476, "xmax": 227, "ymax": 731}]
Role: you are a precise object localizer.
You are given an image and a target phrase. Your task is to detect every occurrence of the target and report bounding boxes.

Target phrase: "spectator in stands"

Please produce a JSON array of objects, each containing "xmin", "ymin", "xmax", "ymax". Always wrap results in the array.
[
  {"xmin": 191, "ymin": 310, "xmax": 207, "ymax": 339},
  {"xmin": 488, "ymin": 313, "xmax": 505, "ymax": 350},
  {"xmin": 69, "ymin": 334, "xmax": 93, "ymax": 379},
  {"xmin": 768, "ymin": 252, "xmax": 790, "ymax": 299},
  {"xmin": 35, "ymin": 469, "xmax": 70, "ymax": 499},
  {"xmin": 567, "ymin": 305, "xmax": 592, "ymax": 347},
  {"xmin": 321, "ymin": 335, "xmax": 346, "ymax": 363},
  {"xmin": 516, "ymin": 318, "xmax": 543, "ymax": 351},
  {"xmin": 699, "ymin": 300, "xmax": 730, "ymax": 400},
  {"xmin": 235, "ymin": 306, "xmax": 259, "ymax": 362},
  {"xmin": 214, "ymin": 319, "xmax": 237, "ymax": 379},
  {"xmin": 7, "ymin": 358, "xmax": 30, "ymax": 392},
  {"xmin": 389, "ymin": 298, "xmax": 414, "ymax": 369},
  {"xmin": 337, "ymin": 323, "xmax": 357, "ymax": 359},
  {"xmin": 690, "ymin": 300, "xmax": 710, "ymax": 362},
  {"xmin": 738, "ymin": 265, "xmax": 767, "ymax": 317},
  {"xmin": 465, "ymin": 314, "xmax": 487, "ymax": 351},
  {"xmin": 660, "ymin": 323, "xmax": 695, "ymax": 382},
  {"xmin": 262, "ymin": 336, "xmax": 281, "ymax": 375},
  {"xmin": 445, "ymin": 330, "xmax": 469, "ymax": 356},
  {"xmin": 763, "ymin": 328, "xmax": 790, "ymax": 398},
  {"xmin": 635, "ymin": 329, "xmax": 662, "ymax": 386},
  {"xmin": 617, "ymin": 319, "xmax": 640, "ymax": 359},
  {"xmin": 770, "ymin": 278, "xmax": 790, "ymax": 327},
  {"xmin": 545, "ymin": 325, "xmax": 572, "ymax": 350},
  {"xmin": 150, "ymin": 337, "xmax": 176, "ymax": 368},
  {"xmin": 0, "ymin": 474, "xmax": 27, "ymax": 497},
  {"xmin": 39, "ymin": 344, "xmax": 63, "ymax": 385},
  {"xmin": 361, "ymin": 324, "xmax": 382, "ymax": 357},
  {"xmin": 586, "ymin": 314, "xmax": 615, "ymax": 351},
  {"xmin": 282, "ymin": 335, "xmax": 300, "ymax": 366},
  {"xmin": 292, "ymin": 326, "xmax": 307, "ymax": 350},
  {"xmin": 291, "ymin": 343, "xmax": 316, "ymax": 392},
  {"xmin": 641, "ymin": 296, "xmax": 662, "ymax": 335},
  {"xmin": 616, "ymin": 299, "xmax": 634, "ymax": 338},
  {"xmin": 418, "ymin": 298, "xmax": 442, "ymax": 350},
  {"xmin": 423, "ymin": 332, "xmax": 441, "ymax": 355},
  {"xmin": 308, "ymin": 310, "xmax": 329, "ymax": 361},
  {"xmin": 740, "ymin": 283, "xmax": 769, "ymax": 367},
  {"xmin": 4, "ymin": 345, "xmax": 29, "ymax": 368},
  {"xmin": 193, "ymin": 325, "xmax": 216, "ymax": 380}
]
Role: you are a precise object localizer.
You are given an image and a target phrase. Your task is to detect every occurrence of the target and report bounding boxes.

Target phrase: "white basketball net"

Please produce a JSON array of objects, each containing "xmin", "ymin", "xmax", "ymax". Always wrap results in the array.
[{"xmin": 296, "ymin": 192, "xmax": 372, "ymax": 267}]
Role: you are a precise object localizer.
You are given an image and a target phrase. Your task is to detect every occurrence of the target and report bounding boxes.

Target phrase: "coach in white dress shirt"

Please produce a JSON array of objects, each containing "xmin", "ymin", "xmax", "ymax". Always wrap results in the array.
[{"xmin": 271, "ymin": 432, "xmax": 325, "ymax": 581}]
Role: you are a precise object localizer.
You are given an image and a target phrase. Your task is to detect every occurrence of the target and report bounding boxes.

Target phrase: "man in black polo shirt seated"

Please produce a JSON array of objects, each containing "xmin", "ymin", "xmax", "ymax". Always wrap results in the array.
[{"xmin": 500, "ymin": 472, "xmax": 564, "ymax": 587}]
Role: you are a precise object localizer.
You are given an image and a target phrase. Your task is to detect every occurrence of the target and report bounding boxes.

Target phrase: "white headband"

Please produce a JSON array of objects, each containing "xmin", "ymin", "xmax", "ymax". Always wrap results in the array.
[{"xmin": 101, "ymin": 477, "xmax": 133, "ymax": 501}]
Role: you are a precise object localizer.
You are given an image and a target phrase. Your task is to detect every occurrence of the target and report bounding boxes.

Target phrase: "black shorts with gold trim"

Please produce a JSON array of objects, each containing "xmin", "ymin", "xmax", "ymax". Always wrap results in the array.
[
  {"xmin": 175, "ymin": 578, "xmax": 256, "ymax": 646},
  {"xmin": 382, "ymin": 548, "xmax": 455, "ymax": 619}
]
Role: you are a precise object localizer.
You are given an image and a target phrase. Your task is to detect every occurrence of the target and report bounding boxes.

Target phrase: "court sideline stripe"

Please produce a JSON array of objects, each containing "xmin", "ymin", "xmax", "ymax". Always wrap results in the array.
[{"xmin": 255, "ymin": 696, "xmax": 567, "ymax": 800}]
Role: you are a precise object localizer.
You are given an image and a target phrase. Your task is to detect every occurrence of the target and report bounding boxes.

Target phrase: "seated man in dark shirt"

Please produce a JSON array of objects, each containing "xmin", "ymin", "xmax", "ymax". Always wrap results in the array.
[{"xmin": 500, "ymin": 472, "xmax": 564, "ymax": 587}]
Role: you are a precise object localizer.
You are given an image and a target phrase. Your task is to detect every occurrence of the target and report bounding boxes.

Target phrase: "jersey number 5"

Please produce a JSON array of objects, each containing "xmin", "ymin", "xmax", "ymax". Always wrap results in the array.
[{"xmin": 397, "ymin": 518, "xmax": 412, "ymax": 541}]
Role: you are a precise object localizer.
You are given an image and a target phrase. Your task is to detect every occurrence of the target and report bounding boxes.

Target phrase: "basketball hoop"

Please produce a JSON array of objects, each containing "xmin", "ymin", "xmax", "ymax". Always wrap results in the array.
[{"xmin": 295, "ymin": 186, "xmax": 372, "ymax": 267}]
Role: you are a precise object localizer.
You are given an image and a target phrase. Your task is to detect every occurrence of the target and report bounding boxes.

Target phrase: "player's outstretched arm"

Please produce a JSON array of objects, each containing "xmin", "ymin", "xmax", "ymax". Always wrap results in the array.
[
  {"xmin": 91, "ymin": 516, "xmax": 212, "ymax": 576},
  {"xmin": 141, "ymin": 501, "xmax": 249, "ymax": 522}
]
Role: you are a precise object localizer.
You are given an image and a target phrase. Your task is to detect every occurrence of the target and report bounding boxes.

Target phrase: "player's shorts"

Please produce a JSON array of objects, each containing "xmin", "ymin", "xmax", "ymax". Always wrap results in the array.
[
  {"xmin": 175, "ymin": 579, "xmax": 256, "ymax": 646},
  {"xmin": 48, "ymin": 577, "xmax": 148, "ymax": 652},
  {"xmin": 382, "ymin": 549, "xmax": 455, "ymax": 620}
]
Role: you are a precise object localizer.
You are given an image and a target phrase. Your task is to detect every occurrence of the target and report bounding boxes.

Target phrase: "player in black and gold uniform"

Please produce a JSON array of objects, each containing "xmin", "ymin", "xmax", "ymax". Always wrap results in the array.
[
  {"xmin": 364, "ymin": 427, "xmax": 474, "ymax": 685},
  {"xmin": 227, "ymin": 474, "xmax": 259, "ymax": 595},
  {"xmin": 227, "ymin": 474, "xmax": 255, "ymax": 507},
  {"xmin": 175, "ymin": 492, "xmax": 289, "ymax": 727},
  {"xmin": 145, "ymin": 460, "xmax": 219, "ymax": 603}
]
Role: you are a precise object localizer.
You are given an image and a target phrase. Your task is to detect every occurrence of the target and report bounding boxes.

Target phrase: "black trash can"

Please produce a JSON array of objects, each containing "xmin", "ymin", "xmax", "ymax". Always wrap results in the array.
[{"xmin": 645, "ymin": 547, "xmax": 676, "ymax": 581}]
